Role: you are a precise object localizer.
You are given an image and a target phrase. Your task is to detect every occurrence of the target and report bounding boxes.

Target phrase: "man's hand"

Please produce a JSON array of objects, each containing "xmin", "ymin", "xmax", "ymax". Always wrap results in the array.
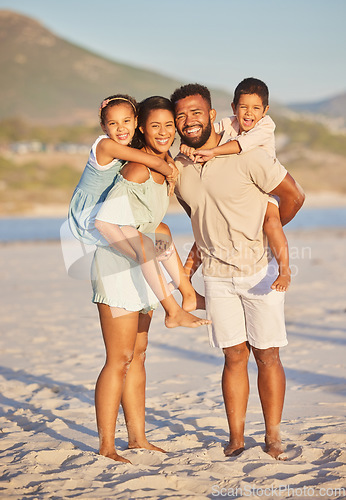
[{"xmin": 270, "ymin": 173, "xmax": 305, "ymax": 226}]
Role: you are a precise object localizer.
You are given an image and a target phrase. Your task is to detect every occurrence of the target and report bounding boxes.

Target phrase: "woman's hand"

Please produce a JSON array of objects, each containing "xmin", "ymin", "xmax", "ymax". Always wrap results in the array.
[{"xmin": 166, "ymin": 162, "xmax": 179, "ymax": 196}]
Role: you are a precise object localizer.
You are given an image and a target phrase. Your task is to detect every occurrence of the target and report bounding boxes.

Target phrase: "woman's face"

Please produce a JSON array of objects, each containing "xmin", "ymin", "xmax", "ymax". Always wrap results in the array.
[{"xmin": 139, "ymin": 109, "xmax": 175, "ymax": 155}]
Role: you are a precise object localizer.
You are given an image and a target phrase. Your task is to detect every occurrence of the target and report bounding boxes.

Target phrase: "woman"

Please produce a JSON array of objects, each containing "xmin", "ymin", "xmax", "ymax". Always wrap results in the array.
[{"xmin": 91, "ymin": 96, "xmax": 210, "ymax": 463}]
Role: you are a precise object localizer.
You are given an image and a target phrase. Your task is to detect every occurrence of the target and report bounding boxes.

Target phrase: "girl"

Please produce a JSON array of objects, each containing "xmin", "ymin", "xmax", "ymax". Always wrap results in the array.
[
  {"xmin": 91, "ymin": 97, "xmax": 210, "ymax": 462},
  {"xmin": 69, "ymin": 93, "xmax": 204, "ymax": 312}
]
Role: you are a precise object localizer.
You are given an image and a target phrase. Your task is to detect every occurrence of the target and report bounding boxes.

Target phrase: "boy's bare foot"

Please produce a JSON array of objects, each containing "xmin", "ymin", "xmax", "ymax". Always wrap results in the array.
[
  {"xmin": 99, "ymin": 450, "xmax": 131, "ymax": 463},
  {"xmin": 224, "ymin": 441, "xmax": 245, "ymax": 457},
  {"xmin": 165, "ymin": 308, "xmax": 211, "ymax": 328},
  {"xmin": 271, "ymin": 272, "xmax": 291, "ymax": 292},
  {"xmin": 265, "ymin": 437, "xmax": 286, "ymax": 460},
  {"xmin": 182, "ymin": 291, "xmax": 206, "ymax": 312},
  {"xmin": 128, "ymin": 440, "xmax": 166, "ymax": 453}
]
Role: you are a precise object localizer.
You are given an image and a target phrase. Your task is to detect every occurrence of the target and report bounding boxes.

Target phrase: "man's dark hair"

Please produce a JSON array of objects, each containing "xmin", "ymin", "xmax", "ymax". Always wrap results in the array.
[
  {"xmin": 233, "ymin": 78, "xmax": 269, "ymax": 108},
  {"xmin": 170, "ymin": 83, "xmax": 212, "ymax": 109}
]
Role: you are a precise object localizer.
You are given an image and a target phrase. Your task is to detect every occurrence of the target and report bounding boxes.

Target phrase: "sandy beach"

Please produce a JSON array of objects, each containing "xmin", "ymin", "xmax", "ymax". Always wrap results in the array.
[{"xmin": 0, "ymin": 229, "xmax": 345, "ymax": 499}]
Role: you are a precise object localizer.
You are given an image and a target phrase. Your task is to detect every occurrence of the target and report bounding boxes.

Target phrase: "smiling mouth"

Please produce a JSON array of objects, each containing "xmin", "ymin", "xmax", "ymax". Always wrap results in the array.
[
  {"xmin": 243, "ymin": 119, "xmax": 253, "ymax": 126},
  {"xmin": 156, "ymin": 138, "xmax": 170, "ymax": 145},
  {"xmin": 184, "ymin": 126, "xmax": 201, "ymax": 136},
  {"xmin": 117, "ymin": 133, "xmax": 129, "ymax": 140}
]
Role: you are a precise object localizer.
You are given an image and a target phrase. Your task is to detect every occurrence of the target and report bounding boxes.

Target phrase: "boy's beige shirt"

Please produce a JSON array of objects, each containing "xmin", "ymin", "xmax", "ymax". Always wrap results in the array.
[{"xmin": 174, "ymin": 132, "xmax": 287, "ymax": 278}]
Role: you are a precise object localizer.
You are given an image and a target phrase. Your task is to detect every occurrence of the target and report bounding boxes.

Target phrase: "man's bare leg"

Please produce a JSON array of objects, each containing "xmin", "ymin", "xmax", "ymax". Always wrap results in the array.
[
  {"xmin": 121, "ymin": 311, "xmax": 165, "ymax": 453},
  {"xmin": 252, "ymin": 346, "xmax": 286, "ymax": 459},
  {"xmin": 222, "ymin": 342, "xmax": 251, "ymax": 457}
]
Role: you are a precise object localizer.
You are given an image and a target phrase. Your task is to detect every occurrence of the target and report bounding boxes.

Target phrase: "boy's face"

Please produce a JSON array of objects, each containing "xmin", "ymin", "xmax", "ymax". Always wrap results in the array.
[{"xmin": 231, "ymin": 94, "xmax": 269, "ymax": 134}]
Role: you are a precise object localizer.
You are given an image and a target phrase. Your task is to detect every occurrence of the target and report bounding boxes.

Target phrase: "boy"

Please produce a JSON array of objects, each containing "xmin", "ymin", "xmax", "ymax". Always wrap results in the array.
[{"xmin": 180, "ymin": 77, "xmax": 290, "ymax": 291}]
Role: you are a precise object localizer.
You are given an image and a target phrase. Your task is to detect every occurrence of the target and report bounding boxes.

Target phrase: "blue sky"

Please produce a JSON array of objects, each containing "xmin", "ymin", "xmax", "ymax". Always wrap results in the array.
[{"xmin": 1, "ymin": 0, "xmax": 345, "ymax": 104}]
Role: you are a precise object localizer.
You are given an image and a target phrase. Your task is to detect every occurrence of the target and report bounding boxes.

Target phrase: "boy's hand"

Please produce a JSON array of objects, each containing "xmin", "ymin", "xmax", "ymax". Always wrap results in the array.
[
  {"xmin": 193, "ymin": 148, "xmax": 216, "ymax": 163},
  {"xmin": 180, "ymin": 143, "xmax": 196, "ymax": 161},
  {"xmin": 166, "ymin": 162, "xmax": 179, "ymax": 196}
]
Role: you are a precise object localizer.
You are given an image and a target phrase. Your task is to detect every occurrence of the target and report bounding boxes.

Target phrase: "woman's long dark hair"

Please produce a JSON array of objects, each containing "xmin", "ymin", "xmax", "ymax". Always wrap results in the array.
[{"xmin": 132, "ymin": 96, "xmax": 175, "ymax": 149}]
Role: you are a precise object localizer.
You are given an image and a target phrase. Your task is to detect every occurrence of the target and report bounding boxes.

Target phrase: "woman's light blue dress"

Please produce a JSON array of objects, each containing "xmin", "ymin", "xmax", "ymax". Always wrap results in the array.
[
  {"xmin": 68, "ymin": 135, "xmax": 124, "ymax": 245},
  {"xmin": 91, "ymin": 171, "xmax": 169, "ymax": 313}
]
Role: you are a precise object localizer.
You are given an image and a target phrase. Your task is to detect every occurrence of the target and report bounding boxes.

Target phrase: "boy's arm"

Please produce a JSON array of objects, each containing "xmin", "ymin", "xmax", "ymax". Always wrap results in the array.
[
  {"xmin": 269, "ymin": 172, "xmax": 305, "ymax": 226},
  {"xmin": 98, "ymin": 138, "xmax": 173, "ymax": 176}
]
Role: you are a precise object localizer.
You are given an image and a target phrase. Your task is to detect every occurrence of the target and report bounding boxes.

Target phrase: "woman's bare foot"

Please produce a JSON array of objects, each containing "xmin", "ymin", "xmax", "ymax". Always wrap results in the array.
[
  {"xmin": 271, "ymin": 270, "xmax": 291, "ymax": 292},
  {"xmin": 128, "ymin": 440, "xmax": 166, "ymax": 453},
  {"xmin": 265, "ymin": 436, "xmax": 286, "ymax": 460},
  {"xmin": 165, "ymin": 308, "xmax": 211, "ymax": 328},
  {"xmin": 224, "ymin": 441, "xmax": 245, "ymax": 457},
  {"xmin": 99, "ymin": 450, "xmax": 131, "ymax": 463},
  {"xmin": 182, "ymin": 291, "xmax": 206, "ymax": 312}
]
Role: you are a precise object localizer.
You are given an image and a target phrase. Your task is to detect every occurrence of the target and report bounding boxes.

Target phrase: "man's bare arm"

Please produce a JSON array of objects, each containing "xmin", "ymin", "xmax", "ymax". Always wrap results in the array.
[{"xmin": 270, "ymin": 173, "xmax": 305, "ymax": 226}]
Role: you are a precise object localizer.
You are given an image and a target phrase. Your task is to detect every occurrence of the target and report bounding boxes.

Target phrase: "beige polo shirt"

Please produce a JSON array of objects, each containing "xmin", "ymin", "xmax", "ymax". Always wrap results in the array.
[{"xmin": 174, "ymin": 132, "xmax": 287, "ymax": 278}]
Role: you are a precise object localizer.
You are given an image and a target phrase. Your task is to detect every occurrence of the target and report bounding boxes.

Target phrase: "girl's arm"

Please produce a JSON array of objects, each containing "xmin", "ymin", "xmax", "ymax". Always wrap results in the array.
[{"xmin": 97, "ymin": 138, "xmax": 173, "ymax": 177}]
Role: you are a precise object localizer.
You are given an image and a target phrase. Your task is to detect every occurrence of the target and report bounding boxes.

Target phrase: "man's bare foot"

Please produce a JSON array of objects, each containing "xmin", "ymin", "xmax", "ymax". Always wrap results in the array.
[
  {"xmin": 128, "ymin": 440, "xmax": 166, "ymax": 453},
  {"xmin": 99, "ymin": 450, "xmax": 131, "ymax": 463},
  {"xmin": 271, "ymin": 272, "xmax": 291, "ymax": 292},
  {"xmin": 182, "ymin": 291, "xmax": 206, "ymax": 312},
  {"xmin": 265, "ymin": 437, "xmax": 286, "ymax": 460},
  {"xmin": 224, "ymin": 441, "xmax": 245, "ymax": 457},
  {"xmin": 165, "ymin": 308, "xmax": 211, "ymax": 328}
]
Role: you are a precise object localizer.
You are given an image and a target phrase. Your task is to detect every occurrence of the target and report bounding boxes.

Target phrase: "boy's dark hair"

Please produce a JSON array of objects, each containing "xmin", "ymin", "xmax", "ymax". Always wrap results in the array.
[
  {"xmin": 99, "ymin": 93, "xmax": 137, "ymax": 125},
  {"xmin": 134, "ymin": 96, "xmax": 175, "ymax": 149},
  {"xmin": 233, "ymin": 78, "xmax": 269, "ymax": 108},
  {"xmin": 170, "ymin": 83, "xmax": 212, "ymax": 109}
]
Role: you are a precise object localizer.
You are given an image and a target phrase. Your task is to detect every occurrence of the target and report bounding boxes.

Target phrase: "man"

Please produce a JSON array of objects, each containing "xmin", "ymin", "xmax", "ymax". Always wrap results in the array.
[{"xmin": 170, "ymin": 83, "xmax": 305, "ymax": 459}]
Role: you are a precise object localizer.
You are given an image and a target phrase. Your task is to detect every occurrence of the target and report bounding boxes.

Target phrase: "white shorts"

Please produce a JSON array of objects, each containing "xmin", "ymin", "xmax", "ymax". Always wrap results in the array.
[{"xmin": 204, "ymin": 259, "xmax": 287, "ymax": 349}]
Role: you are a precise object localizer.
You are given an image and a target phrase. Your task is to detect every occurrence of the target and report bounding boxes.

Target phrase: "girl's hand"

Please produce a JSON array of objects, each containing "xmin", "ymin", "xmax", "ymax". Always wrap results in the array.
[{"xmin": 180, "ymin": 143, "xmax": 196, "ymax": 161}]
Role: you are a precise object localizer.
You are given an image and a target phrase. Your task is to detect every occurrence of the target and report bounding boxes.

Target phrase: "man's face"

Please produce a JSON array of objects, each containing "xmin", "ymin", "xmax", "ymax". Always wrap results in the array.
[{"xmin": 174, "ymin": 94, "xmax": 213, "ymax": 149}]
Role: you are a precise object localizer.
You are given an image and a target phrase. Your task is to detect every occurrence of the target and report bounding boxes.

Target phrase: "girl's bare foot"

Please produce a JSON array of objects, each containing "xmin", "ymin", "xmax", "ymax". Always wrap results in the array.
[
  {"xmin": 224, "ymin": 441, "xmax": 245, "ymax": 457},
  {"xmin": 165, "ymin": 308, "xmax": 211, "ymax": 328},
  {"xmin": 99, "ymin": 450, "xmax": 131, "ymax": 463},
  {"xmin": 128, "ymin": 440, "xmax": 166, "ymax": 453},
  {"xmin": 182, "ymin": 291, "xmax": 206, "ymax": 312}
]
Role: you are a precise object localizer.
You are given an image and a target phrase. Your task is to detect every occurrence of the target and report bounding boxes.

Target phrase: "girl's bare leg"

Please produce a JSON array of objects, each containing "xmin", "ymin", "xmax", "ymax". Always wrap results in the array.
[
  {"xmin": 155, "ymin": 222, "xmax": 205, "ymax": 311},
  {"xmin": 95, "ymin": 303, "xmax": 139, "ymax": 463},
  {"xmin": 263, "ymin": 202, "xmax": 291, "ymax": 292},
  {"xmin": 120, "ymin": 226, "xmax": 210, "ymax": 328},
  {"xmin": 121, "ymin": 311, "xmax": 165, "ymax": 452}
]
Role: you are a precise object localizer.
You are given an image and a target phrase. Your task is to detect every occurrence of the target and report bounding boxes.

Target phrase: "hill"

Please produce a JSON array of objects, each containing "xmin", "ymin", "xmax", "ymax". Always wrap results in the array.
[
  {"xmin": 288, "ymin": 92, "xmax": 346, "ymax": 126},
  {"xmin": 0, "ymin": 10, "xmax": 232, "ymax": 125}
]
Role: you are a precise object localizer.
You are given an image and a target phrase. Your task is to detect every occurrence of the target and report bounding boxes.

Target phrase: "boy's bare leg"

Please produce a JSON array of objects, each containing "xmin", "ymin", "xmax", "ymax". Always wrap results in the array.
[
  {"xmin": 120, "ymin": 226, "xmax": 210, "ymax": 328},
  {"xmin": 252, "ymin": 346, "xmax": 286, "ymax": 459},
  {"xmin": 95, "ymin": 304, "xmax": 139, "ymax": 463},
  {"xmin": 222, "ymin": 342, "xmax": 251, "ymax": 457},
  {"xmin": 263, "ymin": 202, "xmax": 291, "ymax": 292},
  {"xmin": 155, "ymin": 222, "xmax": 205, "ymax": 311},
  {"xmin": 121, "ymin": 311, "xmax": 165, "ymax": 453}
]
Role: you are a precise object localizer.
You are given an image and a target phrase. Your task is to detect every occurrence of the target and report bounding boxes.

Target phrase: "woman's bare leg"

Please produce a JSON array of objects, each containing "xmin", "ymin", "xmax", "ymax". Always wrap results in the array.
[
  {"xmin": 155, "ymin": 222, "xmax": 205, "ymax": 311},
  {"xmin": 95, "ymin": 303, "xmax": 139, "ymax": 463},
  {"xmin": 121, "ymin": 311, "xmax": 165, "ymax": 452}
]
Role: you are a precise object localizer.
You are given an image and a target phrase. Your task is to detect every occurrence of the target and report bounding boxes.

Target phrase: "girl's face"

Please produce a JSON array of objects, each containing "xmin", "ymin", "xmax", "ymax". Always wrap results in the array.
[
  {"xmin": 139, "ymin": 109, "xmax": 175, "ymax": 155},
  {"xmin": 101, "ymin": 103, "xmax": 137, "ymax": 145}
]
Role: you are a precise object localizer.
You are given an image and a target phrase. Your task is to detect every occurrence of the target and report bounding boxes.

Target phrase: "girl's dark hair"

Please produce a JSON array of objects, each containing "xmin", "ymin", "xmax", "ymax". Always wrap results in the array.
[
  {"xmin": 133, "ymin": 96, "xmax": 175, "ymax": 149},
  {"xmin": 99, "ymin": 93, "xmax": 137, "ymax": 125},
  {"xmin": 233, "ymin": 78, "xmax": 269, "ymax": 108}
]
